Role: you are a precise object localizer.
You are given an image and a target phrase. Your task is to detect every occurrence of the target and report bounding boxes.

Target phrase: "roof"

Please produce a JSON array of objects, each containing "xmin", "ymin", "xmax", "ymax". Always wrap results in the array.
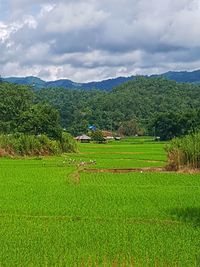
[
  {"xmin": 76, "ymin": 134, "xmax": 91, "ymax": 140},
  {"xmin": 102, "ymin": 131, "xmax": 113, "ymax": 137}
]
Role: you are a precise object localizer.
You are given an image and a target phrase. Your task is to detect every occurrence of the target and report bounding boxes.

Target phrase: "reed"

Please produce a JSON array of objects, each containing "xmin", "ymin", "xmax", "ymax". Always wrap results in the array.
[
  {"xmin": 165, "ymin": 131, "xmax": 200, "ymax": 170},
  {"xmin": 0, "ymin": 132, "xmax": 77, "ymax": 156}
]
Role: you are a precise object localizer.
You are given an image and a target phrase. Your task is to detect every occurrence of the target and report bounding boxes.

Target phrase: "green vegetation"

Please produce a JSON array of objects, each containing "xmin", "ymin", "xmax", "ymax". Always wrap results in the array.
[
  {"xmin": 36, "ymin": 77, "xmax": 200, "ymax": 136},
  {"xmin": 0, "ymin": 132, "xmax": 77, "ymax": 156},
  {"xmin": 166, "ymin": 131, "xmax": 200, "ymax": 170},
  {"xmin": 90, "ymin": 129, "xmax": 105, "ymax": 143},
  {"xmin": 1, "ymin": 77, "xmax": 200, "ymax": 265},
  {"xmin": 0, "ymin": 82, "xmax": 62, "ymax": 139},
  {"xmin": 0, "ymin": 82, "xmax": 34, "ymax": 133},
  {"xmin": 0, "ymin": 82, "xmax": 78, "ymax": 155},
  {"xmin": 19, "ymin": 103, "xmax": 62, "ymax": 139},
  {"xmin": 1, "ymin": 138, "xmax": 200, "ymax": 266},
  {"xmin": 152, "ymin": 110, "xmax": 200, "ymax": 141},
  {"xmin": 75, "ymin": 137, "xmax": 166, "ymax": 169},
  {"xmin": 2, "ymin": 77, "xmax": 200, "ymax": 138}
]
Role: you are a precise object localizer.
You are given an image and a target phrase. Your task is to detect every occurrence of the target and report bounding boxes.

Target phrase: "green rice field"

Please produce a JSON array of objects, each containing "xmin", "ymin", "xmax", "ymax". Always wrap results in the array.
[{"xmin": 0, "ymin": 137, "xmax": 200, "ymax": 266}]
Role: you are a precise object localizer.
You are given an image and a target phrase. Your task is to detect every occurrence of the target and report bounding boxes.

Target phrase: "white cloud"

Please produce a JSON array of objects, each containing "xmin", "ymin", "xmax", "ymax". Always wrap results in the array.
[
  {"xmin": 1, "ymin": 0, "xmax": 200, "ymax": 81},
  {"xmin": 43, "ymin": 2, "xmax": 109, "ymax": 33}
]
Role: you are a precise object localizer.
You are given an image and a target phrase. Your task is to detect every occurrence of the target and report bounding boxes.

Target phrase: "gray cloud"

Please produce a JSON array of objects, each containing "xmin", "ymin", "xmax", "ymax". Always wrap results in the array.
[{"xmin": 1, "ymin": 0, "xmax": 200, "ymax": 82}]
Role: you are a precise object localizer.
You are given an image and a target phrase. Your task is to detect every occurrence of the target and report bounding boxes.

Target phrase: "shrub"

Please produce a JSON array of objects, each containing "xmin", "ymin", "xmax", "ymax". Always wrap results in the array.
[
  {"xmin": 165, "ymin": 131, "xmax": 200, "ymax": 170},
  {"xmin": 60, "ymin": 132, "xmax": 78, "ymax": 153},
  {"xmin": 90, "ymin": 130, "xmax": 105, "ymax": 143},
  {"xmin": 0, "ymin": 132, "xmax": 77, "ymax": 157}
]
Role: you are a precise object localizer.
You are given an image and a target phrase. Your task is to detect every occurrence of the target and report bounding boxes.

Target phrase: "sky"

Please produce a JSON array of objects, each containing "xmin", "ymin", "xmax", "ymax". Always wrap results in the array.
[{"xmin": 1, "ymin": 0, "xmax": 200, "ymax": 82}]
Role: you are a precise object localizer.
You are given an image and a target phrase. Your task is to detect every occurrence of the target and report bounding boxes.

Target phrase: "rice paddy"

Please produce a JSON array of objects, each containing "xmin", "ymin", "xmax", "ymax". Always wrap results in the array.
[{"xmin": 0, "ymin": 137, "xmax": 200, "ymax": 266}]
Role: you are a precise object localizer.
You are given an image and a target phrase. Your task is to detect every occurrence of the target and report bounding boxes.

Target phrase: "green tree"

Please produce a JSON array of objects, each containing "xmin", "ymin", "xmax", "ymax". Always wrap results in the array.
[
  {"xmin": 19, "ymin": 103, "xmax": 62, "ymax": 139},
  {"xmin": 152, "ymin": 111, "xmax": 200, "ymax": 141},
  {"xmin": 0, "ymin": 83, "xmax": 34, "ymax": 133},
  {"xmin": 153, "ymin": 113, "xmax": 180, "ymax": 141},
  {"xmin": 118, "ymin": 119, "xmax": 140, "ymax": 136},
  {"xmin": 91, "ymin": 130, "xmax": 105, "ymax": 143}
]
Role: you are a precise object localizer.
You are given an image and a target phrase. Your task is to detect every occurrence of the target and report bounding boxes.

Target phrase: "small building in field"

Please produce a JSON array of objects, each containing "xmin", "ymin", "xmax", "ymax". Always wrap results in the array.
[
  {"xmin": 102, "ymin": 131, "xmax": 114, "ymax": 140},
  {"xmin": 75, "ymin": 134, "xmax": 91, "ymax": 143}
]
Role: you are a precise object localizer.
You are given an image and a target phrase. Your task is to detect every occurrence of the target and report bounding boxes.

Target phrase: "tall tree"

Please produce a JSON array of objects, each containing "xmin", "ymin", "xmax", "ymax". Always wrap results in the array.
[
  {"xmin": 0, "ymin": 83, "xmax": 34, "ymax": 133},
  {"xmin": 19, "ymin": 103, "xmax": 62, "ymax": 139}
]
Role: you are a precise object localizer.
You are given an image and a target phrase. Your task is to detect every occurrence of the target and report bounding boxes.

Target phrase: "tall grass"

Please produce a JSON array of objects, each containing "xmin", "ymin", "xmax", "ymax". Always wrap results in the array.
[
  {"xmin": 165, "ymin": 131, "xmax": 200, "ymax": 170},
  {"xmin": 0, "ymin": 132, "xmax": 77, "ymax": 156}
]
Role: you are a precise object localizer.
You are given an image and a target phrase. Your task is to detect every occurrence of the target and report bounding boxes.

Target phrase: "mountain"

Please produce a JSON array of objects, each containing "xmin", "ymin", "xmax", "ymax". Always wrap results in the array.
[
  {"xmin": 3, "ymin": 69, "xmax": 200, "ymax": 90},
  {"xmin": 3, "ymin": 76, "xmax": 46, "ymax": 89},
  {"xmin": 152, "ymin": 70, "xmax": 200, "ymax": 83},
  {"xmin": 82, "ymin": 76, "xmax": 135, "ymax": 90},
  {"xmin": 46, "ymin": 79, "xmax": 83, "ymax": 89},
  {"xmin": 3, "ymin": 75, "xmax": 136, "ymax": 91},
  {"xmin": 36, "ymin": 77, "xmax": 200, "ymax": 135}
]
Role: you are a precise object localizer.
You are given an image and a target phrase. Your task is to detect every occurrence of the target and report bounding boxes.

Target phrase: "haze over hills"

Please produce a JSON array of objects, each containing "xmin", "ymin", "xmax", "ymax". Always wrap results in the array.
[{"xmin": 2, "ymin": 69, "xmax": 200, "ymax": 90}]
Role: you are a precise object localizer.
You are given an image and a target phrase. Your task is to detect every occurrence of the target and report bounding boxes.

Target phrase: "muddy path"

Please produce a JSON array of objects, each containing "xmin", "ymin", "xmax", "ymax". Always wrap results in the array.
[
  {"xmin": 84, "ymin": 167, "xmax": 165, "ymax": 173},
  {"xmin": 84, "ymin": 167, "xmax": 200, "ymax": 174}
]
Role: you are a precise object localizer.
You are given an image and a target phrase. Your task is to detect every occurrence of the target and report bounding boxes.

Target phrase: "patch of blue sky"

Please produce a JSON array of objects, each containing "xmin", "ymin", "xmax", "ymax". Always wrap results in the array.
[{"xmin": 0, "ymin": 1, "xmax": 10, "ymax": 20}]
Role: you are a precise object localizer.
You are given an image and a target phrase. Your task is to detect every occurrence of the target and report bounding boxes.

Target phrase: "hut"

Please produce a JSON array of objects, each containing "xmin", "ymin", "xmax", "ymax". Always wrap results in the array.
[
  {"xmin": 102, "ymin": 131, "xmax": 114, "ymax": 140},
  {"xmin": 75, "ymin": 134, "xmax": 91, "ymax": 143}
]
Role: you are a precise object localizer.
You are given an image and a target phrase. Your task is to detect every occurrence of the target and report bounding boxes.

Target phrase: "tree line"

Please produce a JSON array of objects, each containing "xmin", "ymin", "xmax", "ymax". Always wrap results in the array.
[
  {"xmin": 0, "ymin": 82, "xmax": 62, "ymax": 139},
  {"xmin": 36, "ymin": 77, "xmax": 200, "ymax": 139},
  {"xmin": 1, "ymin": 77, "xmax": 200, "ymax": 140}
]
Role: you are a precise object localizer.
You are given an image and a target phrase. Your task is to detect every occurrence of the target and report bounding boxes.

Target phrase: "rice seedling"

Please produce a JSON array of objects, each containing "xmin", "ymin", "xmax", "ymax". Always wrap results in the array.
[{"xmin": 0, "ymin": 138, "xmax": 200, "ymax": 266}]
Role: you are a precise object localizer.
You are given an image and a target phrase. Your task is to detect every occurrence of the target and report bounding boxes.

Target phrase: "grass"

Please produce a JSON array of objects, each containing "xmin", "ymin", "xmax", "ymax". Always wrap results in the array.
[
  {"xmin": 72, "ymin": 138, "xmax": 166, "ymax": 169},
  {"xmin": 166, "ymin": 131, "xmax": 200, "ymax": 170},
  {"xmin": 0, "ymin": 137, "xmax": 200, "ymax": 266}
]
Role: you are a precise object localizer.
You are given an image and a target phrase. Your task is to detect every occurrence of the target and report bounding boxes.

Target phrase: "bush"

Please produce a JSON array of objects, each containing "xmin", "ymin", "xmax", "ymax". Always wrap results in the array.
[
  {"xmin": 60, "ymin": 132, "xmax": 78, "ymax": 153},
  {"xmin": 90, "ymin": 130, "xmax": 105, "ymax": 143},
  {"xmin": 0, "ymin": 132, "xmax": 77, "ymax": 157},
  {"xmin": 165, "ymin": 131, "xmax": 200, "ymax": 170}
]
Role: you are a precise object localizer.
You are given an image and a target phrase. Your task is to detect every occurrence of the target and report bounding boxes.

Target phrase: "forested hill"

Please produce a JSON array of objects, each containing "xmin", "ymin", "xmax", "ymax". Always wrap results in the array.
[
  {"xmin": 3, "ymin": 76, "xmax": 135, "ymax": 91},
  {"xmin": 36, "ymin": 77, "xmax": 200, "ymax": 135},
  {"xmin": 3, "ymin": 69, "xmax": 200, "ymax": 91},
  {"xmin": 152, "ymin": 70, "xmax": 200, "ymax": 83},
  {"xmin": 1, "ymin": 77, "xmax": 200, "ymax": 137}
]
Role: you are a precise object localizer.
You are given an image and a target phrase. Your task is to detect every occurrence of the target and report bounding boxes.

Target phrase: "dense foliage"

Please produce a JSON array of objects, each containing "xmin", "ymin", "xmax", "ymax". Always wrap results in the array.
[
  {"xmin": 2, "ymin": 77, "xmax": 200, "ymax": 138},
  {"xmin": 0, "ymin": 83, "xmax": 34, "ymax": 133},
  {"xmin": 118, "ymin": 119, "xmax": 144, "ymax": 136},
  {"xmin": 19, "ymin": 103, "xmax": 62, "ymax": 139},
  {"xmin": 36, "ymin": 77, "xmax": 200, "ymax": 136},
  {"xmin": 166, "ymin": 131, "xmax": 200, "ymax": 170},
  {"xmin": 0, "ymin": 82, "xmax": 62, "ymax": 139},
  {"xmin": 152, "ymin": 110, "xmax": 200, "ymax": 140},
  {"xmin": 0, "ymin": 82, "xmax": 78, "ymax": 155},
  {"xmin": 90, "ymin": 130, "xmax": 105, "ymax": 143},
  {"xmin": 0, "ymin": 132, "xmax": 77, "ymax": 156}
]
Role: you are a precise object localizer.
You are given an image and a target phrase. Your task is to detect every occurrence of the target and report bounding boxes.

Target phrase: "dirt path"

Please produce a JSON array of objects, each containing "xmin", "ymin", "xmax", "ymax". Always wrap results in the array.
[
  {"xmin": 84, "ymin": 167, "xmax": 165, "ymax": 173},
  {"xmin": 84, "ymin": 167, "xmax": 200, "ymax": 174}
]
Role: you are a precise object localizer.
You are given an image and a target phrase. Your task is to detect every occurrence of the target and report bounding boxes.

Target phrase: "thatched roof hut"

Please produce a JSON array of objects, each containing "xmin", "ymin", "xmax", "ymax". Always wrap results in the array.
[
  {"xmin": 102, "ymin": 131, "xmax": 114, "ymax": 140},
  {"xmin": 75, "ymin": 134, "xmax": 91, "ymax": 143}
]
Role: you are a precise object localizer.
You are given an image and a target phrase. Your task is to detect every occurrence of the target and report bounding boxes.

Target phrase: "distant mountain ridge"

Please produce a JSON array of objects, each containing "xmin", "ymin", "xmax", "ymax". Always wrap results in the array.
[
  {"xmin": 2, "ymin": 75, "xmax": 135, "ymax": 90},
  {"xmin": 3, "ymin": 69, "xmax": 200, "ymax": 90},
  {"xmin": 152, "ymin": 70, "xmax": 200, "ymax": 83}
]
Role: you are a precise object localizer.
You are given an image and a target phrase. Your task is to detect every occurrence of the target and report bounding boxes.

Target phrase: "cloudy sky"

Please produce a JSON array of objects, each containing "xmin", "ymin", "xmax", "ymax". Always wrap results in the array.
[{"xmin": 1, "ymin": 0, "xmax": 200, "ymax": 82}]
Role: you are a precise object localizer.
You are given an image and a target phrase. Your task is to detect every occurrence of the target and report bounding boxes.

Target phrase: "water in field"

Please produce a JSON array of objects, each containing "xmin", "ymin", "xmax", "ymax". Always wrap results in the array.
[{"xmin": 0, "ymin": 137, "xmax": 200, "ymax": 266}]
